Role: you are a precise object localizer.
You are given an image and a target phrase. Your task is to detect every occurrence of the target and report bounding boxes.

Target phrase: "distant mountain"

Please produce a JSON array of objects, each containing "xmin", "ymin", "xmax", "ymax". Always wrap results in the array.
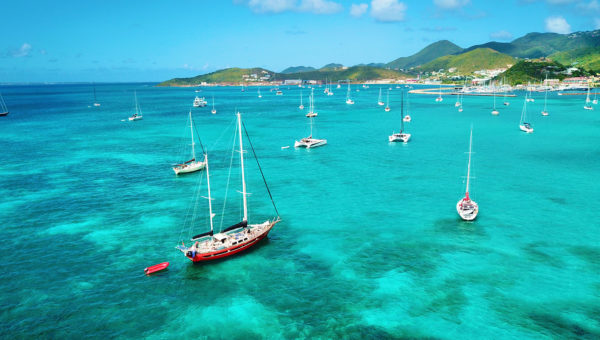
[
  {"xmin": 550, "ymin": 46, "xmax": 600, "ymax": 72},
  {"xmin": 320, "ymin": 63, "xmax": 344, "ymax": 70},
  {"xmin": 281, "ymin": 66, "xmax": 316, "ymax": 74},
  {"xmin": 464, "ymin": 30, "xmax": 600, "ymax": 59},
  {"xmin": 273, "ymin": 65, "xmax": 409, "ymax": 82},
  {"xmin": 418, "ymin": 48, "xmax": 515, "ymax": 73},
  {"xmin": 386, "ymin": 40, "xmax": 463, "ymax": 70},
  {"xmin": 157, "ymin": 67, "xmax": 274, "ymax": 86}
]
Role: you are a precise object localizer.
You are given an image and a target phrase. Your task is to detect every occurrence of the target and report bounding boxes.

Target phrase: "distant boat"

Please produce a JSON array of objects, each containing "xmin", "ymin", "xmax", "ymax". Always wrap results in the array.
[
  {"xmin": 299, "ymin": 90, "xmax": 304, "ymax": 110},
  {"xmin": 241, "ymin": 84, "xmax": 245, "ymax": 92},
  {"xmin": 193, "ymin": 96, "xmax": 207, "ymax": 107},
  {"xmin": 389, "ymin": 90, "xmax": 411, "ymax": 143},
  {"xmin": 173, "ymin": 111, "xmax": 207, "ymax": 175},
  {"xmin": 346, "ymin": 83, "xmax": 354, "ymax": 104},
  {"xmin": 336, "ymin": 83, "xmax": 341, "ymax": 89},
  {"xmin": 276, "ymin": 89, "xmax": 283, "ymax": 96},
  {"xmin": 403, "ymin": 89, "xmax": 412, "ymax": 122},
  {"xmin": 306, "ymin": 88, "xmax": 318, "ymax": 118},
  {"xmin": 593, "ymin": 90, "xmax": 598, "ymax": 104},
  {"xmin": 0, "ymin": 93, "xmax": 9, "ymax": 117},
  {"xmin": 377, "ymin": 88, "xmax": 384, "ymax": 106},
  {"xmin": 541, "ymin": 83, "xmax": 549, "ymax": 116},
  {"xmin": 435, "ymin": 83, "xmax": 443, "ymax": 102},
  {"xmin": 211, "ymin": 96, "xmax": 217, "ymax": 114},
  {"xmin": 295, "ymin": 94, "xmax": 326, "ymax": 148},
  {"xmin": 128, "ymin": 91, "xmax": 143, "ymax": 121},
  {"xmin": 526, "ymin": 83, "xmax": 535, "ymax": 102},
  {"xmin": 258, "ymin": 88, "xmax": 262, "ymax": 98},
  {"xmin": 519, "ymin": 96, "xmax": 534, "ymax": 133},
  {"xmin": 93, "ymin": 85, "xmax": 101, "ymax": 107},
  {"xmin": 384, "ymin": 89, "xmax": 391, "ymax": 112},
  {"xmin": 491, "ymin": 83, "xmax": 499, "ymax": 115},
  {"xmin": 456, "ymin": 128, "xmax": 478, "ymax": 221},
  {"xmin": 584, "ymin": 87, "xmax": 594, "ymax": 110},
  {"xmin": 176, "ymin": 112, "xmax": 281, "ymax": 263}
]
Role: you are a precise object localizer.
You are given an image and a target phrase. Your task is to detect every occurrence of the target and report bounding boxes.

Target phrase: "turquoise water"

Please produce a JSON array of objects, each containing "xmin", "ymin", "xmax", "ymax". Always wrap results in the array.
[{"xmin": 0, "ymin": 83, "xmax": 598, "ymax": 339}]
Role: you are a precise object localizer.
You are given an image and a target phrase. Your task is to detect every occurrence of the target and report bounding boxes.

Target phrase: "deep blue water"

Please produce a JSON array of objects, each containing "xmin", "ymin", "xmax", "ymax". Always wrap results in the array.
[{"xmin": 0, "ymin": 83, "xmax": 599, "ymax": 339}]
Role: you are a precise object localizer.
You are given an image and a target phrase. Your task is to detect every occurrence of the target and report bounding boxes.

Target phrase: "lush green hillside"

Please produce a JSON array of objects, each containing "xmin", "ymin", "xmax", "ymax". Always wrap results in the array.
[
  {"xmin": 464, "ymin": 30, "xmax": 600, "ymax": 58},
  {"xmin": 386, "ymin": 40, "xmax": 463, "ymax": 70},
  {"xmin": 281, "ymin": 66, "xmax": 316, "ymax": 74},
  {"xmin": 418, "ymin": 48, "xmax": 515, "ymax": 73},
  {"xmin": 273, "ymin": 66, "xmax": 409, "ymax": 81},
  {"xmin": 550, "ymin": 47, "xmax": 600, "ymax": 72},
  {"xmin": 157, "ymin": 67, "xmax": 274, "ymax": 86},
  {"xmin": 495, "ymin": 60, "xmax": 567, "ymax": 85},
  {"xmin": 320, "ymin": 63, "xmax": 344, "ymax": 70}
]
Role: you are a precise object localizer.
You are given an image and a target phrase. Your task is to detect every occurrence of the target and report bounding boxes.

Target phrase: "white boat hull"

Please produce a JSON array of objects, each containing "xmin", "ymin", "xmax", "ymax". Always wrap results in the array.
[
  {"xmin": 456, "ymin": 198, "xmax": 478, "ymax": 221},
  {"xmin": 519, "ymin": 124, "xmax": 534, "ymax": 133},
  {"xmin": 306, "ymin": 112, "xmax": 318, "ymax": 117},
  {"xmin": 128, "ymin": 115, "xmax": 142, "ymax": 121},
  {"xmin": 173, "ymin": 161, "xmax": 206, "ymax": 175},
  {"xmin": 403, "ymin": 115, "xmax": 411, "ymax": 122},
  {"xmin": 389, "ymin": 133, "xmax": 411, "ymax": 143},
  {"xmin": 491, "ymin": 110, "xmax": 499, "ymax": 115},
  {"xmin": 346, "ymin": 99, "xmax": 354, "ymax": 104},
  {"xmin": 294, "ymin": 138, "xmax": 327, "ymax": 148}
]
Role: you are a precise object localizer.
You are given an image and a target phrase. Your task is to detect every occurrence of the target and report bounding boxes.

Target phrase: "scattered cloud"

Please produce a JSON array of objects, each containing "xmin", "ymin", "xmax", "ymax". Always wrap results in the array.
[
  {"xmin": 433, "ymin": 0, "xmax": 469, "ymax": 9},
  {"xmin": 242, "ymin": 0, "xmax": 342, "ymax": 14},
  {"xmin": 545, "ymin": 15, "xmax": 571, "ymax": 33},
  {"xmin": 370, "ymin": 0, "xmax": 407, "ymax": 22},
  {"xmin": 298, "ymin": 0, "xmax": 342, "ymax": 13},
  {"xmin": 577, "ymin": 0, "xmax": 600, "ymax": 11},
  {"xmin": 490, "ymin": 30, "xmax": 513, "ymax": 40},
  {"xmin": 350, "ymin": 3, "xmax": 368, "ymax": 17},
  {"xmin": 246, "ymin": 0, "xmax": 296, "ymax": 13},
  {"xmin": 9, "ymin": 43, "xmax": 32, "ymax": 57}
]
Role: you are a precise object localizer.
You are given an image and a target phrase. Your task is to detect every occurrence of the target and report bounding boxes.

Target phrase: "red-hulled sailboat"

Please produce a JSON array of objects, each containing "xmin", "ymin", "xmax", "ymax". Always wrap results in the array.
[{"xmin": 176, "ymin": 112, "xmax": 280, "ymax": 262}]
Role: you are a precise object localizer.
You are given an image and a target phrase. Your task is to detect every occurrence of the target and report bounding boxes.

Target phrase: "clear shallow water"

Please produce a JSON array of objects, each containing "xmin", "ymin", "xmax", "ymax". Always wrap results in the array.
[{"xmin": 0, "ymin": 83, "xmax": 599, "ymax": 339}]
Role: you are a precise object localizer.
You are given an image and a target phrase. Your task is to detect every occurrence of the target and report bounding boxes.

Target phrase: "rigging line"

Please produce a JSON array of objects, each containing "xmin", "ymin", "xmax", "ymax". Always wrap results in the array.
[
  {"xmin": 219, "ymin": 125, "xmax": 238, "ymax": 232},
  {"xmin": 242, "ymin": 120, "xmax": 280, "ymax": 217},
  {"xmin": 191, "ymin": 116, "xmax": 206, "ymax": 156}
]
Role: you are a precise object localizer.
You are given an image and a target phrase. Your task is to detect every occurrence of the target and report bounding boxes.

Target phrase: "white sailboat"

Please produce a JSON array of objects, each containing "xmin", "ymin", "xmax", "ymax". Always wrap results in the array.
[
  {"xmin": 295, "ymin": 96, "xmax": 327, "ymax": 148},
  {"xmin": 584, "ymin": 87, "xmax": 594, "ymax": 110},
  {"xmin": 258, "ymin": 88, "xmax": 262, "ymax": 98},
  {"xmin": 491, "ymin": 83, "xmax": 499, "ymax": 115},
  {"xmin": 519, "ymin": 96, "xmax": 534, "ymax": 133},
  {"xmin": 377, "ymin": 88, "xmax": 384, "ymax": 106},
  {"xmin": 404, "ymin": 89, "xmax": 412, "ymax": 122},
  {"xmin": 593, "ymin": 89, "xmax": 598, "ymax": 104},
  {"xmin": 384, "ymin": 90, "xmax": 391, "ymax": 112},
  {"xmin": 93, "ymin": 85, "xmax": 100, "ymax": 107},
  {"xmin": 173, "ymin": 111, "xmax": 207, "ymax": 175},
  {"xmin": 526, "ymin": 83, "xmax": 535, "ymax": 102},
  {"xmin": 327, "ymin": 80, "xmax": 334, "ymax": 96},
  {"xmin": 299, "ymin": 90, "xmax": 304, "ymax": 110},
  {"xmin": 456, "ymin": 128, "xmax": 478, "ymax": 221},
  {"xmin": 541, "ymin": 85, "xmax": 549, "ymax": 116},
  {"xmin": 0, "ymin": 93, "xmax": 9, "ymax": 116},
  {"xmin": 176, "ymin": 112, "xmax": 281, "ymax": 263},
  {"xmin": 128, "ymin": 91, "xmax": 143, "ymax": 121},
  {"xmin": 389, "ymin": 90, "xmax": 411, "ymax": 143},
  {"xmin": 306, "ymin": 88, "xmax": 318, "ymax": 118},
  {"xmin": 211, "ymin": 96, "xmax": 217, "ymax": 114},
  {"xmin": 276, "ymin": 88, "xmax": 283, "ymax": 96},
  {"xmin": 193, "ymin": 96, "xmax": 207, "ymax": 107},
  {"xmin": 435, "ymin": 83, "xmax": 443, "ymax": 102},
  {"xmin": 346, "ymin": 83, "xmax": 354, "ymax": 104}
]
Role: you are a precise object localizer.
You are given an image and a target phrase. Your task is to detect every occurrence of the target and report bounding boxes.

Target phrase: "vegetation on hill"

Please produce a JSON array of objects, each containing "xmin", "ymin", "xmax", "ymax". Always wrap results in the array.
[
  {"xmin": 320, "ymin": 63, "xmax": 344, "ymax": 70},
  {"xmin": 386, "ymin": 40, "xmax": 463, "ymax": 70},
  {"xmin": 418, "ymin": 48, "xmax": 515, "ymax": 74},
  {"xmin": 157, "ymin": 67, "xmax": 274, "ymax": 86},
  {"xmin": 550, "ymin": 47, "xmax": 600, "ymax": 72},
  {"xmin": 495, "ymin": 60, "xmax": 568, "ymax": 85},
  {"xmin": 273, "ymin": 66, "xmax": 409, "ymax": 82},
  {"xmin": 281, "ymin": 66, "xmax": 316, "ymax": 74}
]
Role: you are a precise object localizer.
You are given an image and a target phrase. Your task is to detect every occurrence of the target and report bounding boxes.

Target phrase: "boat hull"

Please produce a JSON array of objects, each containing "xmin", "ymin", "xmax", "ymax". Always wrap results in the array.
[
  {"xmin": 456, "ymin": 198, "xmax": 478, "ymax": 221},
  {"xmin": 128, "ymin": 116, "xmax": 142, "ymax": 121},
  {"xmin": 389, "ymin": 133, "xmax": 411, "ymax": 143},
  {"xmin": 519, "ymin": 124, "xmax": 534, "ymax": 133},
  {"xmin": 173, "ymin": 161, "xmax": 206, "ymax": 175},
  {"xmin": 144, "ymin": 262, "xmax": 169, "ymax": 274},
  {"xmin": 0, "ymin": 111, "xmax": 8, "ymax": 117},
  {"xmin": 294, "ymin": 138, "xmax": 327, "ymax": 148},
  {"xmin": 403, "ymin": 116, "xmax": 411, "ymax": 122}
]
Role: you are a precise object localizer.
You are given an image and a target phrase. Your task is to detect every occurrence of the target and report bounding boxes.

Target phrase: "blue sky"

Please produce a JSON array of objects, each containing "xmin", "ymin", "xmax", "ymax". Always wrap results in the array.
[{"xmin": 2, "ymin": 0, "xmax": 599, "ymax": 82}]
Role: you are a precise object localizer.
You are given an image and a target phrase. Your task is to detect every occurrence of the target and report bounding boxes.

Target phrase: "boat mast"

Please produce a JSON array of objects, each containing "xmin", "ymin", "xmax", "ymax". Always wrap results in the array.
[
  {"xmin": 189, "ymin": 111, "xmax": 195, "ymax": 160},
  {"xmin": 205, "ymin": 153, "xmax": 214, "ymax": 233},
  {"xmin": 237, "ymin": 112, "xmax": 248, "ymax": 222},
  {"xmin": 400, "ymin": 90, "xmax": 404, "ymax": 132},
  {"xmin": 466, "ymin": 128, "xmax": 473, "ymax": 199}
]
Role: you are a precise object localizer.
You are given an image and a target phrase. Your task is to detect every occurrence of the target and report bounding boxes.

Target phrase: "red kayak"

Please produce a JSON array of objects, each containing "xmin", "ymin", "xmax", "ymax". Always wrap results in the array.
[{"xmin": 144, "ymin": 262, "xmax": 169, "ymax": 275}]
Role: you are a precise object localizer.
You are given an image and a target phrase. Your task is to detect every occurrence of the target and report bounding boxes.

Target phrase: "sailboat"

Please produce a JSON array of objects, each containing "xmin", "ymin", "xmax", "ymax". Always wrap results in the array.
[
  {"xmin": 193, "ymin": 96, "xmax": 207, "ymax": 107},
  {"xmin": 435, "ymin": 83, "xmax": 443, "ymax": 102},
  {"xmin": 295, "ymin": 95, "xmax": 327, "ymax": 148},
  {"xmin": 456, "ymin": 128, "xmax": 478, "ymax": 221},
  {"xmin": 306, "ymin": 88, "xmax": 318, "ymax": 118},
  {"xmin": 377, "ymin": 88, "xmax": 385, "ymax": 106},
  {"xmin": 0, "ymin": 93, "xmax": 9, "ymax": 117},
  {"xmin": 324, "ymin": 78, "xmax": 329, "ymax": 94},
  {"xmin": 519, "ymin": 96, "xmax": 534, "ymax": 133},
  {"xmin": 299, "ymin": 91, "xmax": 304, "ymax": 110},
  {"xmin": 173, "ymin": 111, "xmax": 207, "ymax": 175},
  {"xmin": 593, "ymin": 89, "xmax": 598, "ymax": 105},
  {"xmin": 258, "ymin": 88, "xmax": 262, "ymax": 98},
  {"xmin": 503, "ymin": 84, "xmax": 510, "ymax": 106},
  {"xmin": 128, "ymin": 91, "xmax": 143, "ymax": 121},
  {"xmin": 384, "ymin": 90, "xmax": 391, "ymax": 112},
  {"xmin": 389, "ymin": 90, "xmax": 411, "ymax": 143},
  {"xmin": 541, "ymin": 85, "xmax": 549, "ymax": 116},
  {"xmin": 491, "ymin": 83, "xmax": 499, "ymax": 115},
  {"xmin": 211, "ymin": 96, "xmax": 217, "ymax": 114},
  {"xmin": 93, "ymin": 85, "xmax": 100, "ymax": 107},
  {"xmin": 176, "ymin": 112, "xmax": 281, "ymax": 263},
  {"xmin": 526, "ymin": 83, "xmax": 534, "ymax": 102},
  {"xmin": 346, "ymin": 83, "xmax": 354, "ymax": 104},
  {"xmin": 327, "ymin": 80, "xmax": 334, "ymax": 96},
  {"xmin": 275, "ymin": 88, "xmax": 283, "ymax": 96},
  {"xmin": 404, "ymin": 89, "xmax": 412, "ymax": 122},
  {"xmin": 584, "ymin": 87, "xmax": 594, "ymax": 110}
]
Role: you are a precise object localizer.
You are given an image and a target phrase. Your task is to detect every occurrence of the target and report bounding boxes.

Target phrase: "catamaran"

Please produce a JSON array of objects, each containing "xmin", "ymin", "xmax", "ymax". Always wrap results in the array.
[
  {"xmin": 584, "ymin": 87, "xmax": 594, "ymax": 110},
  {"xmin": 519, "ymin": 96, "xmax": 534, "ymax": 133},
  {"xmin": 176, "ymin": 112, "xmax": 281, "ymax": 263},
  {"xmin": 491, "ymin": 83, "xmax": 499, "ymax": 115},
  {"xmin": 306, "ymin": 88, "xmax": 318, "ymax": 118},
  {"xmin": 384, "ymin": 90, "xmax": 391, "ymax": 112},
  {"xmin": 211, "ymin": 96, "xmax": 217, "ymax": 114},
  {"xmin": 389, "ymin": 90, "xmax": 411, "ymax": 143},
  {"xmin": 0, "ymin": 93, "xmax": 9, "ymax": 117},
  {"xmin": 346, "ymin": 83, "xmax": 354, "ymax": 104},
  {"xmin": 377, "ymin": 88, "xmax": 384, "ymax": 106},
  {"xmin": 193, "ymin": 96, "xmax": 207, "ymax": 107},
  {"xmin": 173, "ymin": 111, "xmax": 207, "ymax": 175},
  {"xmin": 456, "ymin": 128, "xmax": 478, "ymax": 221},
  {"xmin": 128, "ymin": 91, "xmax": 143, "ymax": 121},
  {"xmin": 295, "ymin": 97, "xmax": 327, "ymax": 148}
]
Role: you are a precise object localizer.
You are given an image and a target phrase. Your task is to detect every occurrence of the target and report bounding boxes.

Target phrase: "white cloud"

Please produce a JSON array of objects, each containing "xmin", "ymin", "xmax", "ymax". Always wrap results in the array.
[
  {"xmin": 350, "ymin": 3, "xmax": 368, "ymax": 17},
  {"xmin": 298, "ymin": 0, "xmax": 342, "ymax": 13},
  {"xmin": 577, "ymin": 0, "xmax": 600, "ymax": 11},
  {"xmin": 10, "ymin": 43, "xmax": 32, "ymax": 57},
  {"xmin": 545, "ymin": 15, "xmax": 571, "ymax": 33},
  {"xmin": 433, "ymin": 0, "xmax": 469, "ymax": 9},
  {"xmin": 371, "ymin": 0, "xmax": 407, "ymax": 22},
  {"xmin": 247, "ymin": 0, "xmax": 296, "ymax": 13},
  {"xmin": 490, "ymin": 30, "xmax": 513, "ymax": 40}
]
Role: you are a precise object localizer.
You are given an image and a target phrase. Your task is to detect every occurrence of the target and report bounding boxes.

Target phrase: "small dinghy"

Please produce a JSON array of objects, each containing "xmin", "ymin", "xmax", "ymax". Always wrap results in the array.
[{"xmin": 144, "ymin": 262, "xmax": 169, "ymax": 275}]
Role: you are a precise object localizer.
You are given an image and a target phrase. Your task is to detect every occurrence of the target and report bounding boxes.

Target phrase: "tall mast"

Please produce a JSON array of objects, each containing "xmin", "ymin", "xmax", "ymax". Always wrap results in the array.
[
  {"xmin": 400, "ymin": 90, "xmax": 405, "ymax": 132},
  {"xmin": 134, "ymin": 91, "xmax": 139, "ymax": 114},
  {"xmin": 205, "ymin": 153, "xmax": 214, "ymax": 233},
  {"xmin": 309, "ymin": 90, "xmax": 314, "ymax": 136},
  {"xmin": 493, "ymin": 82, "xmax": 496, "ymax": 109},
  {"xmin": 189, "ymin": 111, "xmax": 195, "ymax": 160},
  {"xmin": 466, "ymin": 128, "xmax": 473, "ymax": 197},
  {"xmin": 237, "ymin": 112, "xmax": 248, "ymax": 222}
]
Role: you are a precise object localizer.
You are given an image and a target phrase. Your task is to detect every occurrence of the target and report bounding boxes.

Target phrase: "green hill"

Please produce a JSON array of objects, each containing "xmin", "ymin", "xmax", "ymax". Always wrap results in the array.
[
  {"xmin": 418, "ymin": 48, "xmax": 515, "ymax": 74},
  {"xmin": 495, "ymin": 60, "xmax": 567, "ymax": 85},
  {"xmin": 550, "ymin": 47, "xmax": 600, "ymax": 72},
  {"xmin": 320, "ymin": 63, "xmax": 344, "ymax": 70},
  {"xmin": 386, "ymin": 40, "xmax": 463, "ymax": 70},
  {"xmin": 157, "ymin": 67, "xmax": 275, "ymax": 86},
  {"xmin": 272, "ymin": 66, "xmax": 409, "ymax": 82},
  {"xmin": 281, "ymin": 66, "xmax": 316, "ymax": 74}
]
